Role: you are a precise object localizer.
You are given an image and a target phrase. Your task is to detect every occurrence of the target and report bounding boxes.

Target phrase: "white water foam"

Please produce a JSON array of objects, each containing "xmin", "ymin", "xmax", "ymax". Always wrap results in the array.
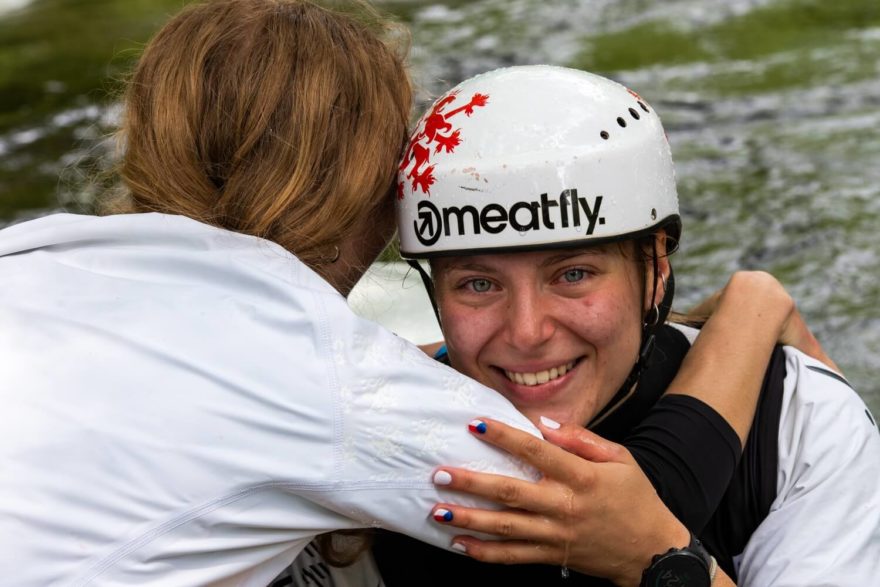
[
  {"xmin": 0, "ymin": 0, "xmax": 32, "ymax": 16},
  {"xmin": 348, "ymin": 262, "xmax": 441, "ymax": 345}
]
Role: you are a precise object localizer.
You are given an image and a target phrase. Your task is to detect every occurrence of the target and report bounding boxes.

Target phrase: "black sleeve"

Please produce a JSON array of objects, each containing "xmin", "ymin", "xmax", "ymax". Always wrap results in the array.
[{"xmin": 626, "ymin": 394, "xmax": 741, "ymax": 534}]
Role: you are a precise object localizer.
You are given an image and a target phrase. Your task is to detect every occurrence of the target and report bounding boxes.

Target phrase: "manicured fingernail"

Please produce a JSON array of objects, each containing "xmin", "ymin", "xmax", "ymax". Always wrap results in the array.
[
  {"xmin": 433, "ymin": 508, "xmax": 453, "ymax": 522},
  {"xmin": 433, "ymin": 470, "xmax": 453, "ymax": 485},
  {"xmin": 469, "ymin": 419, "xmax": 487, "ymax": 434},
  {"xmin": 540, "ymin": 416, "xmax": 561, "ymax": 429},
  {"xmin": 451, "ymin": 542, "xmax": 468, "ymax": 554}
]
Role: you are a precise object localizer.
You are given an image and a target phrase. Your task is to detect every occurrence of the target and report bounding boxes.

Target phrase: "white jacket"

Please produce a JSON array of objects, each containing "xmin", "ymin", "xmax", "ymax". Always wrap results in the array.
[{"xmin": 0, "ymin": 213, "xmax": 540, "ymax": 586}]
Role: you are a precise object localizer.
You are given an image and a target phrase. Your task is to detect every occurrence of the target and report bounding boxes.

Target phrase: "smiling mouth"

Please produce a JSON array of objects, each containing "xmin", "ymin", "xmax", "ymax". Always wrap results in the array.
[{"xmin": 502, "ymin": 359, "xmax": 578, "ymax": 386}]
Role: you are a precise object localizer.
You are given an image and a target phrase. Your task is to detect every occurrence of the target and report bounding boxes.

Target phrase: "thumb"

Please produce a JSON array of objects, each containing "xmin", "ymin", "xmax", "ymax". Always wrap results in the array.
[{"xmin": 537, "ymin": 416, "xmax": 626, "ymax": 463}]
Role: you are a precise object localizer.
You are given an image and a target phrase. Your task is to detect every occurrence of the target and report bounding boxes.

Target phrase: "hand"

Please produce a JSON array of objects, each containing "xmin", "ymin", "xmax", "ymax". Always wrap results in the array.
[
  {"xmin": 431, "ymin": 417, "xmax": 690, "ymax": 587},
  {"xmin": 689, "ymin": 271, "xmax": 840, "ymax": 373}
]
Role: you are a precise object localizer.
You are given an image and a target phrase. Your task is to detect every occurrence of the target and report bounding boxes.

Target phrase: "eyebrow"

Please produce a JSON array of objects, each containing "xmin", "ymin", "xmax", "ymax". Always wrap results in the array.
[
  {"xmin": 540, "ymin": 247, "xmax": 609, "ymax": 267},
  {"xmin": 442, "ymin": 261, "xmax": 498, "ymax": 274},
  {"xmin": 439, "ymin": 246, "xmax": 611, "ymax": 274}
]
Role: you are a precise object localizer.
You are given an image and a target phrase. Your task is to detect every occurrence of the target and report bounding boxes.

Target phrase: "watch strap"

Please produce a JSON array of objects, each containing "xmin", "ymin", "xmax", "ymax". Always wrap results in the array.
[
  {"xmin": 640, "ymin": 532, "xmax": 716, "ymax": 587},
  {"xmin": 687, "ymin": 533, "xmax": 713, "ymax": 572}
]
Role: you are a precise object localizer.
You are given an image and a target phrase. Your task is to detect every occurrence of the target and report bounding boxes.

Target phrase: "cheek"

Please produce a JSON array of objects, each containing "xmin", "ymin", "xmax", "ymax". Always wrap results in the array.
[
  {"xmin": 438, "ymin": 301, "xmax": 498, "ymax": 374},
  {"xmin": 572, "ymin": 288, "xmax": 643, "ymax": 356}
]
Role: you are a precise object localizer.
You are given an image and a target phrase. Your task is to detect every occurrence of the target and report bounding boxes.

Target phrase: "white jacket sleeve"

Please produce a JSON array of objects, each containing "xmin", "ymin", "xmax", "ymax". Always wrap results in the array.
[
  {"xmin": 736, "ymin": 349, "xmax": 880, "ymax": 586},
  {"xmin": 313, "ymin": 289, "xmax": 542, "ymax": 550}
]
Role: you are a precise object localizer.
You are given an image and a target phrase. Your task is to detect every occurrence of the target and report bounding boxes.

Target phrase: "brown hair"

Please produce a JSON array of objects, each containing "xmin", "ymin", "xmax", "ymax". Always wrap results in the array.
[{"xmin": 103, "ymin": 0, "xmax": 411, "ymax": 277}]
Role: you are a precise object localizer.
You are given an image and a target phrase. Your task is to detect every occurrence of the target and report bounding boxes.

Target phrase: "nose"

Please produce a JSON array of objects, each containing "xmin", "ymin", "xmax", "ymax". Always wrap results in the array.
[{"xmin": 505, "ymin": 286, "xmax": 555, "ymax": 351}]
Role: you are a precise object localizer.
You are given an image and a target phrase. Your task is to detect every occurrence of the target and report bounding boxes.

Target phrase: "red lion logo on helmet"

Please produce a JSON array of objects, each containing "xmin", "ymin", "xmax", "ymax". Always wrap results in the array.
[{"xmin": 398, "ymin": 91, "xmax": 490, "ymax": 199}]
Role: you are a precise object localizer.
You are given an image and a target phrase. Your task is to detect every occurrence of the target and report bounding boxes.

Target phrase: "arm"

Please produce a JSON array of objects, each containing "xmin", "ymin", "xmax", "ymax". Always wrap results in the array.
[
  {"xmin": 687, "ymin": 280, "xmax": 839, "ymax": 374},
  {"xmin": 320, "ymin": 305, "xmax": 544, "ymax": 552},
  {"xmin": 668, "ymin": 270, "xmax": 807, "ymax": 446}
]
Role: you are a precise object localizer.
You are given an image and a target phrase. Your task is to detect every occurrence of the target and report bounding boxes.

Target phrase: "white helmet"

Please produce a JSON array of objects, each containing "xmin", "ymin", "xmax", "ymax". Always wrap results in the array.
[{"xmin": 396, "ymin": 65, "xmax": 680, "ymax": 258}]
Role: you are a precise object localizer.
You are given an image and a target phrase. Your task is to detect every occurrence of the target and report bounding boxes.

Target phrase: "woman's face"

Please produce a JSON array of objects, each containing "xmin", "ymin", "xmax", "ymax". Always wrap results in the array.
[{"xmin": 434, "ymin": 243, "xmax": 659, "ymax": 427}]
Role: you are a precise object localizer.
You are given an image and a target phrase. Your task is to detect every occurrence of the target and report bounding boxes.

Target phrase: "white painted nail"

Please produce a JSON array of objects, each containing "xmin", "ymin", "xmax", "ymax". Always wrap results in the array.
[
  {"xmin": 540, "ymin": 416, "xmax": 561, "ymax": 429},
  {"xmin": 433, "ymin": 470, "xmax": 453, "ymax": 485},
  {"xmin": 451, "ymin": 542, "xmax": 468, "ymax": 554}
]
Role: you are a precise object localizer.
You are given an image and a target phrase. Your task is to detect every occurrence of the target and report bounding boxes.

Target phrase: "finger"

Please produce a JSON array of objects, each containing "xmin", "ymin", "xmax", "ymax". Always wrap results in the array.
[
  {"xmin": 450, "ymin": 536, "xmax": 562, "ymax": 566},
  {"xmin": 432, "ymin": 466, "xmax": 556, "ymax": 512},
  {"xmin": 467, "ymin": 417, "xmax": 583, "ymax": 479},
  {"xmin": 537, "ymin": 416, "xmax": 627, "ymax": 463},
  {"xmin": 430, "ymin": 504, "xmax": 560, "ymax": 543}
]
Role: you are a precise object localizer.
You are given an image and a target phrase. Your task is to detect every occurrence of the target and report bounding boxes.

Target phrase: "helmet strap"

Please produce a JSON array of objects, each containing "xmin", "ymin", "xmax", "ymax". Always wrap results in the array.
[
  {"xmin": 588, "ymin": 239, "xmax": 675, "ymax": 428},
  {"xmin": 408, "ymin": 259, "xmax": 443, "ymax": 329}
]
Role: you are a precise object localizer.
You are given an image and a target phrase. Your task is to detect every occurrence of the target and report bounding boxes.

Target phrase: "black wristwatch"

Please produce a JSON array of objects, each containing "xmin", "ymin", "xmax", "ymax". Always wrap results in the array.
[{"xmin": 639, "ymin": 533, "xmax": 717, "ymax": 587}]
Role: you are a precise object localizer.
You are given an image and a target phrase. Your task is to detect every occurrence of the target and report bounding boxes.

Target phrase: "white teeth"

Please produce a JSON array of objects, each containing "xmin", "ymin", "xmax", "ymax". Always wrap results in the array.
[{"xmin": 504, "ymin": 361, "xmax": 576, "ymax": 386}]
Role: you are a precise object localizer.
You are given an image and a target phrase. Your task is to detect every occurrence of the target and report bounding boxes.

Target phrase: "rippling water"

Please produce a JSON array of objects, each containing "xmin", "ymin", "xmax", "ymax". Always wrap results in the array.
[{"xmin": 1, "ymin": 0, "xmax": 878, "ymax": 413}]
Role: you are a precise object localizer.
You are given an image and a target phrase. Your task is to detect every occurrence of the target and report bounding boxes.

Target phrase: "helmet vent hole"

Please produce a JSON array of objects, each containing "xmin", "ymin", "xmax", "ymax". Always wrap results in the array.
[
  {"xmin": 651, "ymin": 208, "xmax": 657, "ymax": 220},
  {"xmin": 638, "ymin": 101, "xmax": 649, "ymax": 112},
  {"xmin": 600, "ymin": 130, "xmax": 610, "ymax": 140},
  {"xmin": 628, "ymin": 107, "xmax": 640, "ymax": 120},
  {"xmin": 617, "ymin": 117, "xmax": 627, "ymax": 128}
]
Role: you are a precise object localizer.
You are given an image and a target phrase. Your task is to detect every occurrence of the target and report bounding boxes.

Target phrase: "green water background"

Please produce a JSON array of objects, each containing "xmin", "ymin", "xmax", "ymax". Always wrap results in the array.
[{"xmin": 1, "ymin": 0, "xmax": 878, "ymax": 414}]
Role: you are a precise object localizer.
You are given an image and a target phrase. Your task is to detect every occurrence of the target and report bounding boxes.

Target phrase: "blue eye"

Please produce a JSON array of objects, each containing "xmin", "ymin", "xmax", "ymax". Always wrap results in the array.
[
  {"xmin": 562, "ymin": 269, "xmax": 586, "ymax": 283},
  {"xmin": 469, "ymin": 278, "xmax": 492, "ymax": 293}
]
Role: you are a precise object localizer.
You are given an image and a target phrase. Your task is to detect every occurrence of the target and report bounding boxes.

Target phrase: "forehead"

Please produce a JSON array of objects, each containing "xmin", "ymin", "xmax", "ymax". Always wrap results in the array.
[{"xmin": 431, "ymin": 244, "xmax": 625, "ymax": 274}]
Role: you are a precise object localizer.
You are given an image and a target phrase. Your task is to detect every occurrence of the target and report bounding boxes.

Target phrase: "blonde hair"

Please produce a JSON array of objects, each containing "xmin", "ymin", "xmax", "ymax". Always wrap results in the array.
[{"xmin": 104, "ymin": 0, "xmax": 411, "ymax": 274}]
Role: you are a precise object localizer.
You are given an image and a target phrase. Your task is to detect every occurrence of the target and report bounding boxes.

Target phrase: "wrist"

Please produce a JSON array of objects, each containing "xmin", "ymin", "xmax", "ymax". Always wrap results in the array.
[{"xmin": 614, "ymin": 518, "xmax": 691, "ymax": 587}]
